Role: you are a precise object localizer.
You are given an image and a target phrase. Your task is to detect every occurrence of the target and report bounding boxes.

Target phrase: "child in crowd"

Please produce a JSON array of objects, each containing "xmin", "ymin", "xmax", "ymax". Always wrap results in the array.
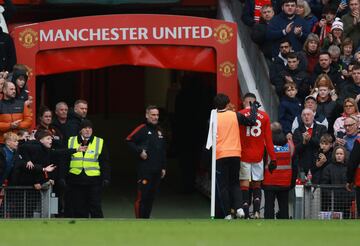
[
  {"xmin": 0, "ymin": 132, "xmax": 19, "ymax": 186},
  {"xmin": 11, "ymin": 69, "xmax": 29, "ymax": 102},
  {"xmin": 320, "ymin": 145, "xmax": 352, "ymax": 218},
  {"xmin": 310, "ymin": 74, "xmax": 338, "ymax": 133},
  {"xmin": 322, "ymin": 18, "xmax": 344, "ymax": 50},
  {"xmin": 312, "ymin": 133, "xmax": 333, "ymax": 184},
  {"xmin": 278, "ymin": 82, "xmax": 302, "ymax": 139}
]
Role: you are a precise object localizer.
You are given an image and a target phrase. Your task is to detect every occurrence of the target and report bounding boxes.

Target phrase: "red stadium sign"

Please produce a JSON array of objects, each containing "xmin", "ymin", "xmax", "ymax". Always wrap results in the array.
[{"xmin": 11, "ymin": 14, "xmax": 238, "ymax": 118}]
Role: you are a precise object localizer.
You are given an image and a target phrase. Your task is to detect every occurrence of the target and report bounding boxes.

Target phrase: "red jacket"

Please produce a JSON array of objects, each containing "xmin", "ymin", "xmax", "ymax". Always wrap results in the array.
[{"xmin": 263, "ymin": 141, "xmax": 294, "ymax": 188}]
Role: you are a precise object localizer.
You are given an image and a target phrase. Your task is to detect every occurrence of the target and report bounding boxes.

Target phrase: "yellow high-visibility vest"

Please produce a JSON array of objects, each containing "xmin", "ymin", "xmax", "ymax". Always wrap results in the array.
[{"xmin": 68, "ymin": 136, "xmax": 104, "ymax": 176}]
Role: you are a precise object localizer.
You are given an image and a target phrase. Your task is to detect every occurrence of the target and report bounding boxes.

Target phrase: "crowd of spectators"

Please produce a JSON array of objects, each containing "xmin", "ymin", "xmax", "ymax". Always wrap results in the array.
[
  {"xmin": 242, "ymin": 0, "xmax": 360, "ymax": 217},
  {"xmin": 0, "ymin": 63, "xmax": 97, "ymax": 217}
]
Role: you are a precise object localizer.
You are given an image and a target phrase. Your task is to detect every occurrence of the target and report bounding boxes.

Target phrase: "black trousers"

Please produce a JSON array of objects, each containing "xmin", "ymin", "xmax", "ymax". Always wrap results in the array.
[
  {"xmin": 67, "ymin": 183, "xmax": 103, "ymax": 218},
  {"xmin": 215, "ymin": 157, "xmax": 242, "ymax": 218},
  {"xmin": 135, "ymin": 171, "xmax": 162, "ymax": 218},
  {"xmin": 264, "ymin": 189, "xmax": 289, "ymax": 219}
]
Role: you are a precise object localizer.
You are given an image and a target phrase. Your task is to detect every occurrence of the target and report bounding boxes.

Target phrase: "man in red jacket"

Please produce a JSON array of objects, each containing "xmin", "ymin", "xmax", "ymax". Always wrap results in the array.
[{"xmin": 239, "ymin": 93, "xmax": 277, "ymax": 219}]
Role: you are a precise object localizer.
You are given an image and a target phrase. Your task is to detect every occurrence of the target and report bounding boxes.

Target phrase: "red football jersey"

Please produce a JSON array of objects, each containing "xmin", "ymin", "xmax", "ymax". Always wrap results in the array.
[{"xmin": 239, "ymin": 108, "xmax": 276, "ymax": 162}]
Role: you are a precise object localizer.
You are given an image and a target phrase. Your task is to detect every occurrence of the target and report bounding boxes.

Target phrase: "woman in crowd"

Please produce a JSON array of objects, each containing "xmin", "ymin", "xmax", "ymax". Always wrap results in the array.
[
  {"xmin": 298, "ymin": 34, "xmax": 321, "ymax": 76},
  {"xmin": 333, "ymin": 98, "xmax": 360, "ymax": 137},
  {"xmin": 322, "ymin": 18, "xmax": 344, "ymax": 50},
  {"xmin": 35, "ymin": 106, "xmax": 64, "ymax": 149},
  {"xmin": 296, "ymin": 0, "xmax": 318, "ymax": 30}
]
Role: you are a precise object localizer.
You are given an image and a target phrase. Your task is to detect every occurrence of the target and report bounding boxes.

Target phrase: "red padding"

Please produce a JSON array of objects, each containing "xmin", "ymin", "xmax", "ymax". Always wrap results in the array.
[{"xmin": 36, "ymin": 45, "xmax": 216, "ymax": 75}]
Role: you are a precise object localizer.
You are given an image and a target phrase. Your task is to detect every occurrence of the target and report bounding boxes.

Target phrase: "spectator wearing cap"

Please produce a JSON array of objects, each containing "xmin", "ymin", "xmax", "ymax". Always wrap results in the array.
[
  {"xmin": 322, "ymin": 18, "xmax": 344, "ymax": 50},
  {"xmin": 293, "ymin": 108, "xmax": 327, "ymax": 175},
  {"xmin": 312, "ymin": 5, "xmax": 337, "ymax": 45},
  {"xmin": 267, "ymin": 0, "xmax": 310, "ymax": 58},
  {"xmin": 291, "ymin": 94, "xmax": 329, "ymax": 132},
  {"xmin": 63, "ymin": 119, "xmax": 110, "ymax": 218},
  {"xmin": 341, "ymin": 0, "xmax": 360, "ymax": 48}
]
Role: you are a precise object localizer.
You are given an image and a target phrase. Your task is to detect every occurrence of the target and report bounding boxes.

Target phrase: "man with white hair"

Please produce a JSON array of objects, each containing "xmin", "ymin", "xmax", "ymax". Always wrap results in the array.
[
  {"xmin": 293, "ymin": 108, "xmax": 327, "ymax": 175},
  {"xmin": 335, "ymin": 116, "xmax": 360, "ymax": 151}
]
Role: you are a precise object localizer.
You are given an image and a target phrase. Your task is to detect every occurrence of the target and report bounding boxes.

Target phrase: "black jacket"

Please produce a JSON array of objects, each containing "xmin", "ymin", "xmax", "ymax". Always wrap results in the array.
[
  {"xmin": 251, "ymin": 21, "xmax": 273, "ymax": 59},
  {"xmin": 347, "ymin": 139, "xmax": 360, "ymax": 183},
  {"xmin": 293, "ymin": 122, "xmax": 328, "ymax": 174},
  {"xmin": 321, "ymin": 161, "xmax": 347, "ymax": 185},
  {"xmin": 0, "ymin": 29, "xmax": 16, "ymax": 72},
  {"xmin": 13, "ymin": 140, "xmax": 76, "ymax": 186},
  {"xmin": 312, "ymin": 148, "xmax": 333, "ymax": 184},
  {"xmin": 310, "ymin": 64, "xmax": 346, "ymax": 92},
  {"xmin": 126, "ymin": 122, "xmax": 166, "ymax": 174},
  {"xmin": 338, "ymin": 82, "xmax": 360, "ymax": 110},
  {"xmin": 66, "ymin": 109, "xmax": 85, "ymax": 139},
  {"xmin": 273, "ymin": 67, "xmax": 310, "ymax": 101},
  {"xmin": 63, "ymin": 135, "xmax": 110, "ymax": 185}
]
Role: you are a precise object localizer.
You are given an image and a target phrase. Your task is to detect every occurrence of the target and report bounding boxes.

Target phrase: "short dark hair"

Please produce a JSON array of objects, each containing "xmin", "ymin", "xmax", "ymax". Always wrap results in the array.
[
  {"xmin": 74, "ymin": 99, "xmax": 88, "ymax": 106},
  {"xmin": 243, "ymin": 92, "xmax": 256, "ymax": 100},
  {"xmin": 319, "ymin": 51, "xmax": 331, "ymax": 58},
  {"xmin": 352, "ymin": 64, "xmax": 360, "ymax": 71},
  {"xmin": 146, "ymin": 105, "xmax": 159, "ymax": 113},
  {"xmin": 283, "ymin": 82, "xmax": 297, "ymax": 93},
  {"xmin": 322, "ymin": 4, "xmax": 336, "ymax": 14},
  {"xmin": 282, "ymin": 0, "xmax": 297, "ymax": 5},
  {"xmin": 320, "ymin": 133, "xmax": 333, "ymax": 144},
  {"xmin": 38, "ymin": 106, "xmax": 52, "ymax": 118},
  {"xmin": 213, "ymin": 93, "xmax": 230, "ymax": 110},
  {"xmin": 287, "ymin": 52, "xmax": 298, "ymax": 60},
  {"xmin": 279, "ymin": 37, "xmax": 291, "ymax": 46}
]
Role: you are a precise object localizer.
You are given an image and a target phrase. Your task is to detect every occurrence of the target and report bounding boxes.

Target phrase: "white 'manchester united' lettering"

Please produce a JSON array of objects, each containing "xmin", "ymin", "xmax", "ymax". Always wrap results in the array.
[{"xmin": 39, "ymin": 26, "xmax": 213, "ymax": 42}]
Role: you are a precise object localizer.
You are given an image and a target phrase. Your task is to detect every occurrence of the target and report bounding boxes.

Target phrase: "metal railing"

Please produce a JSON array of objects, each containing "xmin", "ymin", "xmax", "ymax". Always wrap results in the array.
[
  {"xmin": 0, "ymin": 184, "xmax": 58, "ymax": 219},
  {"xmin": 295, "ymin": 184, "xmax": 357, "ymax": 219}
]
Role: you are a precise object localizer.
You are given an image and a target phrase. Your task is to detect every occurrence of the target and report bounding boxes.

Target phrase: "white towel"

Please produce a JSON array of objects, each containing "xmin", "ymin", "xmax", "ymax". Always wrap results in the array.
[{"xmin": 206, "ymin": 109, "xmax": 217, "ymax": 150}]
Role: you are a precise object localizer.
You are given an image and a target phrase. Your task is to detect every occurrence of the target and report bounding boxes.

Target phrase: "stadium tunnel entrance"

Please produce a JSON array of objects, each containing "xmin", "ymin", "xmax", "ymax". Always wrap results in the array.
[
  {"xmin": 12, "ymin": 14, "xmax": 238, "ymax": 217},
  {"xmin": 36, "ymin": 66, "xmax": 216, "ymax": 218}
]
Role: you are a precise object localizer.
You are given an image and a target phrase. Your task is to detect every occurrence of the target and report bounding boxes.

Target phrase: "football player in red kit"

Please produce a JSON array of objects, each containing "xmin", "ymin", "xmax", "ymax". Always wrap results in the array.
[{"xmin": 239, "ymin": 93, "xmax": 277, "ymax": 218}]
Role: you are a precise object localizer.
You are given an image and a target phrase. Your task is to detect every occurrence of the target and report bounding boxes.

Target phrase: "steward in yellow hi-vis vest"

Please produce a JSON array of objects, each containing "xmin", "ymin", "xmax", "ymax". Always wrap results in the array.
[{"xmin": 64, "ymin": 120, "xmax": 110, "ymax": 218}]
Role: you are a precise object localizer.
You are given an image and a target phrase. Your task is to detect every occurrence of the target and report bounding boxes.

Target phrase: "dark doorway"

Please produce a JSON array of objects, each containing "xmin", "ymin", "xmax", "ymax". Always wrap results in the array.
[{"xmin": 36, "ymin": 66, "xmax": 216, "ymax": 218}]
